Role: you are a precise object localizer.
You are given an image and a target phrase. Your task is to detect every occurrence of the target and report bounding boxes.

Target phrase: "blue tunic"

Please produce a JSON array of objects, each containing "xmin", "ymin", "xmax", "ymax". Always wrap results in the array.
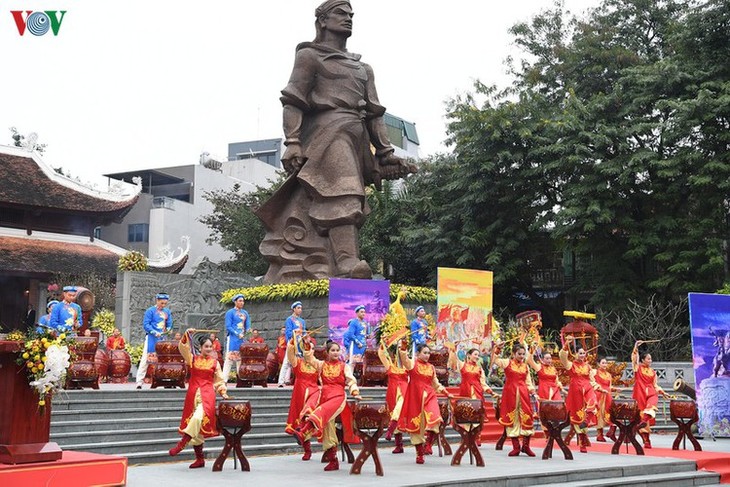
[
  {"xmin": 410, "ymin": 318, "xmax": 428, "ymax": 345},
  {"xmin": 343, "ymin": 318, "xmax": 368, "ymax": 356},
  {"xmin": 37, "ymin": 314, "xmax": 50, "ymax": 334},
  {"xmin": 285, "ymin": 315, "xmax": 306, "ymax": 356},
  {"xmin": 225, "ymin": 307, "xmax": 250, "ymax": 354},
  {"xmin": 49, "ymin": 301, "xmax": 82, "ymax": 334},
  {"xmin": 143, "ymin": 306, "xmax": 173, "ymax": 353}
]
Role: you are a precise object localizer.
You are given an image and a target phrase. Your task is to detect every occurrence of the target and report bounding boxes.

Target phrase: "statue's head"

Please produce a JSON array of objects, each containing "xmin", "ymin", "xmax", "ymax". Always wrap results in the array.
[{"xmin": 314, "ymin": 0, "xmax": 353, "ymax": 42}]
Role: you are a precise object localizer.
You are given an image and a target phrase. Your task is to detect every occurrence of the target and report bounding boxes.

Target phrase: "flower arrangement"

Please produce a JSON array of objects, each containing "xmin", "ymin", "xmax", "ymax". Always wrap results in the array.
[
  {"xmin": 221, "ymin": 280, "xmax": 436, "ymax": 304},
  {"xmin": 7, "ymin": 329, "xmax": 25, "ymax": 341},
  {"xmin": 16, "ymin": 330, "xmax": 73, "ymax": 410},
  {"xmin": 118, "ymin": 250, "xmax": 148, "ymax": 271},
  {"xmin": 375, "ymin": 309, "xmax": 408, "ymax": 347},
  {"xmin": 91, "ymin": 309, "xmax": 116, "ymax": 336},
  {"xmin": 125, "ymin": 343, "xmax": 144, "ymax": 365}
]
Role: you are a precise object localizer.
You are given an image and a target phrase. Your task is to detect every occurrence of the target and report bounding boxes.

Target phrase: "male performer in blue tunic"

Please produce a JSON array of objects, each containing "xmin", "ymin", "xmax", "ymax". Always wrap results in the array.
[
  {"xmin": 343, "ymin": 305, "xmax": 368, "ymax": 362},
  {"xmin": 410, "ymin": 305, "xmax": 429, "ymax": 355},
  {"xmin": 49, "ymin": 286, "xmax": 82, "ymax": 335},
  {"xmin": 222, "ymin": 293, "xmax": 250, "ymax": 382},
  {"xmin": 136, "ymin": 293, "xmax": 173, "ymax": 389},
  {"xmin": 277, "ymin": 301, "xmax": 307, "ymax": 387}
]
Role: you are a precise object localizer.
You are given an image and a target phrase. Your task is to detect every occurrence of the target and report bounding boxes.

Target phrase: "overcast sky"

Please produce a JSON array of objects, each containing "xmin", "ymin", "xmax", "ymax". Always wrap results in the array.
[{"xmin": 2, "ymin": 0, "xmax": 601, "ymax": 182}]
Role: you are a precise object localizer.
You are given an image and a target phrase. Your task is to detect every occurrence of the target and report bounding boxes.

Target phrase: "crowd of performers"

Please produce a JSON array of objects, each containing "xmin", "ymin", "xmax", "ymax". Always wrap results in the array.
[
  {"xmin": 30, "ymin": 288, "xmax": 663, "ymax": 469},
  {"xmin": 159, "ymin": 300, "xmax": 673, "ymax": 470}
]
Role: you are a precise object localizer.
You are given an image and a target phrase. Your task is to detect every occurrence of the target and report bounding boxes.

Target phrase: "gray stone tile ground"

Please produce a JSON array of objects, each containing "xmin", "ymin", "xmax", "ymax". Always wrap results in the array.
[{"xmin": 125, "ymin": 434, "xmax": 730, "ymax": 486}]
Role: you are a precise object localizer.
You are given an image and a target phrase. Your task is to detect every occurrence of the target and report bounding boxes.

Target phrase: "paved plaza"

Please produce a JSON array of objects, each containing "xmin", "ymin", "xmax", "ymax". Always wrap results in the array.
[{"xmin": 126, "ymin": 434, "xmax": 730, "ymax": 486}]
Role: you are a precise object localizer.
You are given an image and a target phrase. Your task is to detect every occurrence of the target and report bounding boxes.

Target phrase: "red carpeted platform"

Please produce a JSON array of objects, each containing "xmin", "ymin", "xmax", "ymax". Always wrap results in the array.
[
  {"xmin": 531, "ymin": 437, "xmax": 730, "ymax": 483},
  {"xmin": 0, "ymin": 451, "xmax": 127, "ymax": 487}
]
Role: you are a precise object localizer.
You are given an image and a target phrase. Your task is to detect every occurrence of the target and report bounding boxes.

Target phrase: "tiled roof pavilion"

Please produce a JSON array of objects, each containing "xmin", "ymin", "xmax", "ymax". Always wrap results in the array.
[
  {"xmin": 0, "ymin": 145, "xmax": 187, "ymax": 276},
  {"xmin": 0, "ymin": 146, "xmax": 140, "ymax": 219}
]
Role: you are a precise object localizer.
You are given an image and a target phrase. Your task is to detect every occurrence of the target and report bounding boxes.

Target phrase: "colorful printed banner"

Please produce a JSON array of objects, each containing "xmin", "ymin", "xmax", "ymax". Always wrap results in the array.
[
  {"xmin": 688, "ymin": 293, "xmax": 730, "ymax": 437},
  {"xmin": 436, "ymin": 267, "xmax": 493, "ymax": 359},
  {"xmin": 328, "ymin": 278, "xmax": 389, "ymax": 356}
]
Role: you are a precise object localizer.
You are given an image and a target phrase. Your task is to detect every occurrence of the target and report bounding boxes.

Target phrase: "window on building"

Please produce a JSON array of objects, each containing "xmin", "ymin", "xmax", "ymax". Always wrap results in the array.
[
  {"xmin": 93, "ymin": 227, "xmax": 102, "ymax": 239},
  {"xmin": 236, "ymin": 150, "xmax": 279, "ymax": 167},
  {"xmin": 128, "ymin": 223, "xmax": 149, "ymax": 243}
]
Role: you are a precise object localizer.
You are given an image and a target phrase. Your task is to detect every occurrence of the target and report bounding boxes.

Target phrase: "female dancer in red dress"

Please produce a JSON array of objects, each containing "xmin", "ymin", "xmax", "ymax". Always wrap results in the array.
[
  {"xmin": 169, "ymin": 330, "xmax": 229, "ymax": 468},
  {"xmin": 494, "ymin": 343, "xmax": 536, "ymax": 457},
  {"xmin": 284, "ymin": 337, "xmax": 321, "ymax": 461},
  {"xmin": 527, "ymin": 346, "xmax": 564, "ymax": 401},
  {"xmin": 593, "ymin": 356, "xmax": 616, "ymax": 442},
  {"xmin": 379, "ymin": 342, "xmax": 409, "ymax": 453},
  {"xmin": 632, "ymin": 340, "xmax": 668, "ymax": 448},
  {"xmin": 398, "ymin": 342, "xmax": 452, "ymax": 464},
  {"xmin": 294, "ymin": 340, "xmax": 360, "ymax": 471},
  {"xmin": 448, "ymin": 347, "xmax": 496, "ymax": 446},
  {"xmin": 559, "ymin": 335, "xmax": 599, "ymax": 453}
]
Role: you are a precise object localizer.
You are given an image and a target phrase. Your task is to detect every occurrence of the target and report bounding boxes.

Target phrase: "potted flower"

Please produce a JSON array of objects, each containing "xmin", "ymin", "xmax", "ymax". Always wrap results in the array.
[{"xmin": 90, "ymin": 309, "xmax": 116, "ymax": 341}]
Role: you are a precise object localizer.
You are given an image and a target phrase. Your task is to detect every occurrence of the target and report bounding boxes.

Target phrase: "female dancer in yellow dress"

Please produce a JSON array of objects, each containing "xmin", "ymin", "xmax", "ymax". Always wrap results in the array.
[
  {"xmin": 168, "ymin": 330, "xmax": 229, "ymax": 468},
  {"xmin": 632, "ymin": 340, "xmax": 669, "ymax": 449},
  {"xmin": 559, "ymin": 336, "xmax": 599, "ymax": 453},
  {"xmin": 592, "ymin": 356, "xmax": 617, "ymax": 442},
  {"xmin": 448, "ymin": 347, "xmax": 496, "ymax": 446},
  {"xmin": 493, "ymin": 343, "xmax": 537, "ymax": 457},
  {"xmin": 294, "ymin": 339, "xmax": 360, "ymax": 471},
  {"xmin": 284, "ymin": 337, "xmax": 321, "ymax": 460},
  {"xmin": 379, "ymin": 342, "xmax": 409, "ymax": 453},
  {"xmin": 398, "ymin": 342, "xmax": 452, "ymax": 464}
]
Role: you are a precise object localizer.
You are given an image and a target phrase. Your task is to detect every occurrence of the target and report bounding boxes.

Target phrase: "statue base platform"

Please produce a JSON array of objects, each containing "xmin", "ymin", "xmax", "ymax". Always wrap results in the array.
[{"xmin": 0, "ymin": 451, "xmax": 127, "ymax": 486}]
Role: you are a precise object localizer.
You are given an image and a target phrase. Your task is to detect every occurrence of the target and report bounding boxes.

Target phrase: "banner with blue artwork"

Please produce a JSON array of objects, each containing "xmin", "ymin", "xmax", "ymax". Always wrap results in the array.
[
  {"xmin": 328, "ymin": 278, "xmax": 389, "ymax": 361},
  {"xmin": 688, "ymin": 293, "xmax": 730, "ymax": 437}
]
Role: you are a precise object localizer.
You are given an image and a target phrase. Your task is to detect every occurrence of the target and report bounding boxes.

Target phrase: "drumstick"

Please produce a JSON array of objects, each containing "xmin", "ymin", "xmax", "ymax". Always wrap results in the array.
[{"xmin": 304, "ymin": 324, "xmax": 327, "ymax": 335}]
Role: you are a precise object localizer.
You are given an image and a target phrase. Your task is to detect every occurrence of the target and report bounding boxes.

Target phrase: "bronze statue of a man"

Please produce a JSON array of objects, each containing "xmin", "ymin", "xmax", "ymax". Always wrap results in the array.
[{"xmin": 256, "ymin": 0, "xmax": 415, "ymax": 283}]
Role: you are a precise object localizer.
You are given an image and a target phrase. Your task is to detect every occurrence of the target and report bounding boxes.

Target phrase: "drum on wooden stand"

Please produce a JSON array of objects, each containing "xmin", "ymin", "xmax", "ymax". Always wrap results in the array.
[
  {"xmin": 670, "ymin": 399, "xmax": 697, "ymax": 420},
  {"xmin": 66, "ymin": 336, "xmax": 99, "ymax": 390},
  {"xmin": 218, "ymin": 400, "xmax": 252, "ymax": 431},
  {"xmin": 452, "ymin": 398, "xmax": 484, "ymax": 424},
  {"xmin": 429, "ymin": 349, "xmax": 449, "ymax": 386},
  {"xmin": 213, "ymin": 400, "xmax": 252, "ymax": 472},
  {"xmin": 609, "ymin": 399, "xmax": 639, "ymax": 422},
  {"xmin": 361, "ymin": 349, "xmax": 387, "ymax": 387},
  {"xmin": 669, "ymin": 399, "xmax": 702, "ymax": 451},
  {"xmin": 450, "ymin": 398, "xmax": 485, "ymax": 467},
  {"xmin": 352, "ymin": 400, "xmax": 389, "ymax": 431},
  {"xmin": 609, "ymin": 398, "xmax": 643, "ymax": 455},
  {"xmin": 151, "ymin": 340, "xmax": 186, "ymax": 389},
  {"xmin": 538, "ymin": 400, "xmax": 573, "ymax": 460},
  {"xmin": 266, "ymin": 352, "xmax": 279, "ymax": 383},
  {"xmin": 349, "ymin": 400, "xmax": 389, "ymax": 476},
  {"xmin": 108, "ymin": 349, "xmax": 131, "ymax": 383},
  {"xmin": 540, "ymin": 400, "xmax": 568, "ymax": 422},
  {"xmin": 237, "ymin": 343, "xmax": 269, "ymax": 388},
  {"xmin": 94, "ymin": 348, "xmax": 109, "ymax": 383}
]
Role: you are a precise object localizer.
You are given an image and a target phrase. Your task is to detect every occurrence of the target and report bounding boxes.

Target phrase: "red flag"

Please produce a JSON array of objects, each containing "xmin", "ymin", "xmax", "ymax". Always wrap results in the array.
[{"xmin": 437, "ymin": 304, "xmax": 452, "ymax": 323}]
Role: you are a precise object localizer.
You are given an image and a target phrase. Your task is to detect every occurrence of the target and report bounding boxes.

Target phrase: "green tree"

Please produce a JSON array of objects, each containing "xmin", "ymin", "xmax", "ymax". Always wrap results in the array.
[
  {"xmin": 494, "ymin": 0, "xmax": 730, "ymax": 309},
  {"xmin": 200, "ymin": 175, "xmax": 285, "ymax": 275}
]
